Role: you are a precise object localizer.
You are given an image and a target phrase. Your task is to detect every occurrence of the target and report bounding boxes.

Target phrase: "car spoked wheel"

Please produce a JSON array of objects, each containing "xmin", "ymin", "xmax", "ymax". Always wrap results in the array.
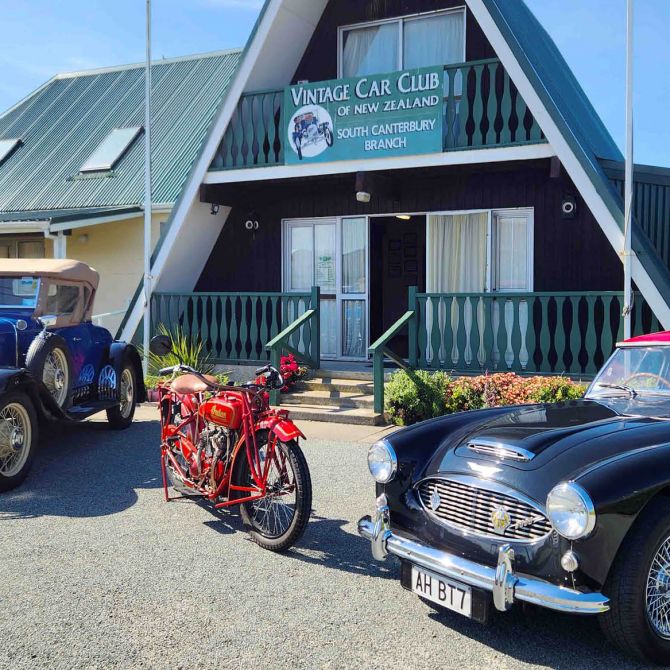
[
  {"xmin": 601, "ymin": 498, "xmax": 670, "ymax": 665},
  {"xmin": 237, "ymin": 434, "xmax": 312, "ymax": 552},
  {"xmin": 25, "ymin": 333, "xmax": 73, "ymax": 410},
  {"xmin": 0, "ymin": 393, "xmax": 38, "ymax": 492},
  {"xmin": 43, "ymin": 348, "xmax": 69, "ymax": 406},
  {"xmin": 106, "ymin": 360, "xmax": 137, "ymax": 430},
  {"xmin": 647, "ymin": 535, "xmax": 670, "ymax": 638}
]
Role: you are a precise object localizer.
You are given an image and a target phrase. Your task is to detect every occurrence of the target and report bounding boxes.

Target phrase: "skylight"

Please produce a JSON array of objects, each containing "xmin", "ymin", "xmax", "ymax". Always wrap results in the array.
[
  {"xmin": 0, "ymin": 138, "xmax": 22, "ymax": 166},
  {"xmin": 80, "ymin": 126, "xmax": 143, "ymax": 172}
]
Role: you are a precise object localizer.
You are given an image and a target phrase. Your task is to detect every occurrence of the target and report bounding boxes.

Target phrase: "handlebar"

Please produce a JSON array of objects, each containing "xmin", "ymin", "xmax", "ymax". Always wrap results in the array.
[{"xmin": 157, "ymin": 363, "xmax": 284, "ymax": 390}]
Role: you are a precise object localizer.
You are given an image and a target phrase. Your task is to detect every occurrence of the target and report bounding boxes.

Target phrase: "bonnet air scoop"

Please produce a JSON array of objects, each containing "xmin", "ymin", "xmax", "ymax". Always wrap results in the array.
[{"xmin": 466, "ymin": 438, "xmax": 535, "ymax": 462}]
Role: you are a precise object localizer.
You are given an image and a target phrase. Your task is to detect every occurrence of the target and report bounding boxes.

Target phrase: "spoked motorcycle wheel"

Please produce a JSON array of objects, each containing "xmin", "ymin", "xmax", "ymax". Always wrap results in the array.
[
  {"xmin": 237, "ymin": 434, "xmax": 312, "ymax": 552},
  {"xmin": 162, "ymin": 451, "xmax": 199, "ymax": 497}
]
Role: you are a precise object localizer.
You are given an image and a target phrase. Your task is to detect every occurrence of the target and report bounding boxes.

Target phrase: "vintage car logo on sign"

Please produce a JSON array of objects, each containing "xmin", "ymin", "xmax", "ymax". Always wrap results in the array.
[
  {"xmin": 491, "ymin": 505, "xmax": 511, "ymax": 535},
  {"xmin": 430, "ymin": 489, "xmax": 441, "ymax": 511}
]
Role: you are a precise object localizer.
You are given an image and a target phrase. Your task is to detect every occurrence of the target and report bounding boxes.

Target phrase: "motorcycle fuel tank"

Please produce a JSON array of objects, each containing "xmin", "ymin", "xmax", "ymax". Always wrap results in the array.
[{"xmin": 199, "ymin": 394, "xmax": 243, "ymax": 430}]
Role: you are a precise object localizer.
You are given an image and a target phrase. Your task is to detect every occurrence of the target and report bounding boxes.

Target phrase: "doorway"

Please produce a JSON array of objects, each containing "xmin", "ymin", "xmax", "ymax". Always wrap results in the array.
[
  {"xmin": 283, "ymin": 217, "xmax": 368, "ymax": 360},
  {"xmin": 369, "ymin": 215, "xmax": 426, "ymax": 357}
]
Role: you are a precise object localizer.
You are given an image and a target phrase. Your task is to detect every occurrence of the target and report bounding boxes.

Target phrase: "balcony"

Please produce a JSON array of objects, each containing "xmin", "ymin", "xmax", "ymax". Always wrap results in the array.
[{"xmin": 210, "ymin": 58, "xmax": 545, "ymax": 171}]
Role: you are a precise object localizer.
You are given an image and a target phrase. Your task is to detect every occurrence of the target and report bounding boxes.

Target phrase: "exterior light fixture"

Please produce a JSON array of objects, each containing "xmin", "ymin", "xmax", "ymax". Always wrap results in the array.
[{"xmin": 396, "ymin": 214, "xmax": 411, "ymax": 220}]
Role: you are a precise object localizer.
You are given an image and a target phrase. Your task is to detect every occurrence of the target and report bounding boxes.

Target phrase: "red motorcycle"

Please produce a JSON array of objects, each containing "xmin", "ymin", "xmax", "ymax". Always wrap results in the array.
[{"xmin": 150, "ymin": 335, "xmax": 312, "ymax": 552}]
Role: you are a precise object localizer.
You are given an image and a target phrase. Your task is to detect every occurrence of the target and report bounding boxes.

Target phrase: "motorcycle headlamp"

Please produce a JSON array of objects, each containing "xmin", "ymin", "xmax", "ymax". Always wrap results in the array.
[
  {"xmin": 546, "ymin": 482, "xmax": 596, "ymax": 540},
  {"xmin": 367, "ymin": 439, "xmax": 397, "ymax": 484}
]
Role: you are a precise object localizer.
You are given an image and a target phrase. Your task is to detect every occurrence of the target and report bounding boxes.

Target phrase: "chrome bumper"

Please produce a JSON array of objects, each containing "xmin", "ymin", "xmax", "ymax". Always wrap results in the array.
[{"xmin": 357, "ymin": 495, "xmax": 609, "ymax": 615}]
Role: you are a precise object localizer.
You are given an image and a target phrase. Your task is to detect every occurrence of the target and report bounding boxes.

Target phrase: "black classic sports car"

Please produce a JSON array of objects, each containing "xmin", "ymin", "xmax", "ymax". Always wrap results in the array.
[{"xmin": 359, "ymin": 331, "xmax": 670, "ymax": 665}]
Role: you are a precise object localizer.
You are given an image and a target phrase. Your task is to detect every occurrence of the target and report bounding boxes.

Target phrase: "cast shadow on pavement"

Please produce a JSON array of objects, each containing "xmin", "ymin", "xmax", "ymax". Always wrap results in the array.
[
  {"xmin": 0, "ymin": 418, "xmax": 163, "ymax": 520},
  {"xmin": 422, "ymin": 599, "xmax": 648, "ymax": 669},
  {"xmin": 198, "ymin": 502, "xmax": 397, "ymax": 579}
]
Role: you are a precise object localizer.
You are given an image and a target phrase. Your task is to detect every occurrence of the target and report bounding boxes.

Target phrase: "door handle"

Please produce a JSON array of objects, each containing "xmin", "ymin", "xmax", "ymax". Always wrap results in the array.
[{"xmin": 72, "ymin": 337, "xmax": 82, "ymax": 342}]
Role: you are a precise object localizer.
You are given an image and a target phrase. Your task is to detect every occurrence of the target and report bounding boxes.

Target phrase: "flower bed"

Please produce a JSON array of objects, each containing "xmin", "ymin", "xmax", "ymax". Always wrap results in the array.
[{"xmin": 385, "ymin": 370, "xmax": 587, "ymax": 426}]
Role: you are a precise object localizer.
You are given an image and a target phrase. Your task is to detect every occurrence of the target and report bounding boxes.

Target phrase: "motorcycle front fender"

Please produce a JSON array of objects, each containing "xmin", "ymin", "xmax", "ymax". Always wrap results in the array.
[{"xmin": 257, "ymin": 417, "xmax": 306, "ymax": 443}]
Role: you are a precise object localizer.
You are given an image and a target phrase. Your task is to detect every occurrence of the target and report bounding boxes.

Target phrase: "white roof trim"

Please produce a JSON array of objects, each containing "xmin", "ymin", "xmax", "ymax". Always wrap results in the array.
[{"xmin": 205, "ymin": 143, "xmax": 554, "ymax": 185}]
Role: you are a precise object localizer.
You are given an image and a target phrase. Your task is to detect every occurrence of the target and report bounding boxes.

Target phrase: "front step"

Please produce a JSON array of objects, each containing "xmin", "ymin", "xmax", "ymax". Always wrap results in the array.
[
  {"xmin": 283, "ymin": 404, "xmax": 385, "ymax": 426},
  {"xmin": 277, "ymin": 368, "xmax": 389, "ymax": 425},
  {"xmin": 281, "ymin": 389, "xmax": 374, "ymax": 409}
]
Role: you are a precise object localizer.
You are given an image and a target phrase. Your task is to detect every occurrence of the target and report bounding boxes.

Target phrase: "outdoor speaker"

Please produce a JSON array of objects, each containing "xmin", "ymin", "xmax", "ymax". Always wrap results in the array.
[{"xmin": 561, "ymin": 195, "xmax": 577, "ymax": 219}]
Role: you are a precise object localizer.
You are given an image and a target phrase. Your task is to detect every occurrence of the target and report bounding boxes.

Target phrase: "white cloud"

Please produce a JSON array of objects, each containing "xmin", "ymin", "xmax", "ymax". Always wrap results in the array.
[{"xmin": 202, "ymin": 0, "xmax": 264, "ymax": 9}]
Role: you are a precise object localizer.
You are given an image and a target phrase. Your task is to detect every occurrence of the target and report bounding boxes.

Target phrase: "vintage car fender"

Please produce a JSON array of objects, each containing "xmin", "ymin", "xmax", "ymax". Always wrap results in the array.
[
  {"xmin": 108, "ymin": 342, "xmax": 147, "ymax": 403},
  {"xmin": 0, "ymin": 367, "xmax": 67, "ymax": 420},
  {"xmin": 574, "ymin": 442, "xmax": 670, "ymax": 587}
]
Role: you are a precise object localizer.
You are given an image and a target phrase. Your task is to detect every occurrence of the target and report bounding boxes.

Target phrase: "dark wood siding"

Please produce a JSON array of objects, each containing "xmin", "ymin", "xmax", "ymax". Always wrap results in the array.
[
  {"xmin": 198, "ymin": 160, "xmax": 622, "ymax": 295},
  {"xmin": 292, "ymin": 1, "xmax": 495, "ymax": 85}
]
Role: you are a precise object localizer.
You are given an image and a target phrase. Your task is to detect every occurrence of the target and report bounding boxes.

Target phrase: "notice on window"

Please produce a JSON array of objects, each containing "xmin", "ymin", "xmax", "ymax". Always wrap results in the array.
[
  {"xmin": 284, "ymin": 66, "xmax": 444, "ymax": 165},
  {"xmin": 316, "ymin": 255, "xmax": 335, "ymax": 289}
]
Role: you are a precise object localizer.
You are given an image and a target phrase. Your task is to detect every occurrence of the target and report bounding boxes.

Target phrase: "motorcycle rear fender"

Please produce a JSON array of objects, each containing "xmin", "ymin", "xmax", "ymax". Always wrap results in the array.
[{"xmin": 257, "ymin": 417, "xmax": 306, "ymax": 443}]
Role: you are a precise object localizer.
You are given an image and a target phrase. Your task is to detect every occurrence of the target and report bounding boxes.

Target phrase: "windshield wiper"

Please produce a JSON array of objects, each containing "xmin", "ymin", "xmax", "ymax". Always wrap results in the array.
[{"xmin": 596, "ymin": 383, "xmax": 638, "ymax": 398}]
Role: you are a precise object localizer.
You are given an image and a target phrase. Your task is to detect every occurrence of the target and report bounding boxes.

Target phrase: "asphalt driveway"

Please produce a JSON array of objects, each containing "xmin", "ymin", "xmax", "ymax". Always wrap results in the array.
[{"xmin": 0, "ymin": 408, "xmax": 651, "ymax": 669}]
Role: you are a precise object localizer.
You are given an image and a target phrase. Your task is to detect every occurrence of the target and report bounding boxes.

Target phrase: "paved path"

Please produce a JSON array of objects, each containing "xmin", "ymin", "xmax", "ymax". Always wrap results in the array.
[{"xmin": 0, "ymin": 408, "xmax": 650, "ymax": 669}]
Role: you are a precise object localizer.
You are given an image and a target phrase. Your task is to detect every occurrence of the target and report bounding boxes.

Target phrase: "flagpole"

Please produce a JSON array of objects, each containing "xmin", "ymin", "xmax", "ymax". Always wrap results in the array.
[
  {"xmin": 623, "ymin": 0, "xmax": 634, "ymax": 339},
  {"xmin": 143, "ymin": 0, "xmax": 152, "ymax": 373}
]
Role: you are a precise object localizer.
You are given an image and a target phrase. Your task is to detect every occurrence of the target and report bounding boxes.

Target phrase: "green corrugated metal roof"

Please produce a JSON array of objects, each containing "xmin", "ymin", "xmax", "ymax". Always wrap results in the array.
[
  {"xmin": 0, "ymin": 206, "xmax": 141, "ymax": 223},
  {"xmin": 0, "ymin": 50, "xmax": 240, "ymax": 216}
]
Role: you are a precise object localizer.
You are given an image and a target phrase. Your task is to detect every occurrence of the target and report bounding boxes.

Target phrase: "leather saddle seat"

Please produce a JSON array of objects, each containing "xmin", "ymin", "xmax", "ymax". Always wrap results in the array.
[{"xmin": 170, "ymin": 373, "xmax": 219, "ymax": 395}]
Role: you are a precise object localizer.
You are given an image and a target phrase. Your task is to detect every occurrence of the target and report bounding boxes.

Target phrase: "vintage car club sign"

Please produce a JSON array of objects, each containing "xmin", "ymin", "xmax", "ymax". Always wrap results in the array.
[{"xmin": 284, "ymin": 66, "xmax": 444, "ymax": 164}]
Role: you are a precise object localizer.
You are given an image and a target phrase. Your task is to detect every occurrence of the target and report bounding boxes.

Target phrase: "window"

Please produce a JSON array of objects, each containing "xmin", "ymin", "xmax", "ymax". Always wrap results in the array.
[
  {"xmin": 427, "ymin": 208, "xmax": 533, "ymax": 293},
  {"xmin": 46, "ymin": 284, "xmax": 80, "ymax": 316},
  {"xmin": 80, "ymin": 126, "xmax": 143, "ymax": 172},
  {"xmin": 0, "ymin": 277, "xmax": 39, "ymax": 309},
  {"xmin": 0, "ymin": 138, "xmax": 21, "ymax": 166},
  {"xmin": 493, "ymin": 211, "xmax": 532, "ymax": 291},
  {"xmin": 0, "ymin": 238, "xmax": 45, "ymax": 259},
  {"xmin": 339, "ymin": 9, "xmax": 465, "ymax": 78}
]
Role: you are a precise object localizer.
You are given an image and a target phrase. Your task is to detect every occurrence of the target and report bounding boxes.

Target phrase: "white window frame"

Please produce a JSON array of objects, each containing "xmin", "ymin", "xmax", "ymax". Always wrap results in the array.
[
  {"xmin": 337, "ymin": 7, "xmax": 467, "ymax": 78},
  {"xmin": 491, "ymin": 208, "xmax": 534, "ymax": 293},
  {"xmin": 282, "ymin": 216, "xmax": 370, "ymax": 360},
  {"xmin": 426, "ymin": 207, "xmax": 534, "ymax": 294}
]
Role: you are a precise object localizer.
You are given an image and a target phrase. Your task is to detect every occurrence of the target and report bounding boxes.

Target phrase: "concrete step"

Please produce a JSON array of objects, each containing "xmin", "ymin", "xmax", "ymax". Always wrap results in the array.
[
  {"xmin": 282, "ymin": 403, "xmax": 385, "ymax": 426},
  {"xmin": 302, "ymin": 378, "xmax": 374, "ymax": 394},
  {"xmin": 281, "ymin": 389, "xmax": 375, "ymax": 409},
  {"xmin": 312, "ymin": 368, "xmax": 393, "ymax": 383}
]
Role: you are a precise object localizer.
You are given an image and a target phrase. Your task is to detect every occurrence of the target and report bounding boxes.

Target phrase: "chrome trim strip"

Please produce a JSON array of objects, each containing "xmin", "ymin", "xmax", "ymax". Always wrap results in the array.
[
  {"xmin": 467, "ymin": 437, "xmax": 536, "ymax": 462},
  {"xmin": 358, "ymin": 512, "xmax": 609, "ymax": 615},
  {"xmin": 415, "ymin": 474, "xmax": 552, "ymax": 544}
]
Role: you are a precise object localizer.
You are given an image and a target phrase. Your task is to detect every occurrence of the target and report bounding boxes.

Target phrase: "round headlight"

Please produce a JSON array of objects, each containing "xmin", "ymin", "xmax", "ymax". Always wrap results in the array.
[
  {"xmin": 367, "ymin": 439, "xmax": 397, "ymax": 484},
  {"xmin": 546, "ymin": 482, "xmax": 596, "ymax": 540}
]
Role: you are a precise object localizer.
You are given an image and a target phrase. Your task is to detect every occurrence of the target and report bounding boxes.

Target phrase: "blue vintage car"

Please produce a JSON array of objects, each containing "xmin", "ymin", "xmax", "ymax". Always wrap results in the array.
[{"xmin": 0, "ymin": 259, "xmax": 145, "ymax": 491}]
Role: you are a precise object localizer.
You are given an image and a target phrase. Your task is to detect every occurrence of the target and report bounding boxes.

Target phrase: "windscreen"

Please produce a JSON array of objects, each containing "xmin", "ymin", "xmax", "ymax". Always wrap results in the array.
[{"xmin": 0, "ymin": 276, "xmax": 39, "ymax": 308}]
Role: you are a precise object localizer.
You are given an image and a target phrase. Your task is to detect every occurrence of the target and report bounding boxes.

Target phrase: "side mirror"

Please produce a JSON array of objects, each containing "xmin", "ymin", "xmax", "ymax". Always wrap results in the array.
[{"xmin": 149, "ymin": 334, "xmax": 172, "ymax": 356}]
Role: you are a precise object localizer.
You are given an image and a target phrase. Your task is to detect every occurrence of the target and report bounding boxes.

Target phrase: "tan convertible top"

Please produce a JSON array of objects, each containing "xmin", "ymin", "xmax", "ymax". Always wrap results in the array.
[{"xmin": 0, "ymin": 259, "xmax": 99, "ymax": 289}]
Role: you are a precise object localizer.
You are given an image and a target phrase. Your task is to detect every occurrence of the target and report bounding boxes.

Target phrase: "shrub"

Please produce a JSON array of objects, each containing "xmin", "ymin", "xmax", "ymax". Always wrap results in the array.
[
  {"xmin": 145, "ymin": 324, "xmax": 214, "ymax": 377},
  {"xmin": 385, "ymin": 369, "xmax": 450, "ymax": 426},
  {"xmin": 386, "ymin": 370, "xmax": 586, "ymax": 426}
]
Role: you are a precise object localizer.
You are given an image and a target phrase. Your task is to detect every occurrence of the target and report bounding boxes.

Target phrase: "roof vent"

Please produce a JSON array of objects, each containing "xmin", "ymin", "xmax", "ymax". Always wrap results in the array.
[
  {"xmin": 80, "ymin": 126, "xmax": 143, "ymax": 172},
  {"xmin": 0, "ymin": 138, "xmax": 22, "ymax": 166},
  {"xmin": 467, "ymin": 439, "xmax": 535, "ymax": 462}
]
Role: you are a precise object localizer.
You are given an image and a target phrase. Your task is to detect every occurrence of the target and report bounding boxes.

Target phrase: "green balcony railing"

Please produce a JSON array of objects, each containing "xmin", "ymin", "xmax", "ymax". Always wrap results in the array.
[
  {"xmin": 371, "ymin": 288, "xmax": 660, "ymax": 413},
  {"xmin": 151, "ymin": 289, "xmax": 319, "ymax": 365},
  {"xmin": 211, "ymin": 89, "xmax": 284, "ymax": 170},
  {"xmin": 211, "ymin": 59, "xmax": 544, "ymax": 171}
]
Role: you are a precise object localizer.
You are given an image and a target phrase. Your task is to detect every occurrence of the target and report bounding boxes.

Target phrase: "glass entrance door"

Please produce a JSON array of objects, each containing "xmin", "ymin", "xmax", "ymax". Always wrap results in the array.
[{"xmin": 284, "ymin": 217, "xmax": 368, "ymax": 359}]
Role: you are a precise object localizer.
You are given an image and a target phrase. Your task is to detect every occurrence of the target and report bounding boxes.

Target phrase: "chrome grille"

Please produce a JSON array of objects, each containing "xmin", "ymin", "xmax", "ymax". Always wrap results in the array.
[{"xmin": 417, "ymin": 477, "xmax": 553, "ymax": 542}]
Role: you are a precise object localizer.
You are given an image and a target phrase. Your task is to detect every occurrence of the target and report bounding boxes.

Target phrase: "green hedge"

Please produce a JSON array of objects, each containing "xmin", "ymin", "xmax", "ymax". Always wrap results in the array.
[{"xmin": 386, "ymin": 370, "xmax": 586, "ymax": 426}]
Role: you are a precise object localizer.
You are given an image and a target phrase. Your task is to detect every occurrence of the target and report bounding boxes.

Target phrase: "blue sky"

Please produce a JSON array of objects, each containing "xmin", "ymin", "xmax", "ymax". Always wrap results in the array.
[{"xmin": 0, "ymin": 0, "xmax": 667, "ymax": 167}]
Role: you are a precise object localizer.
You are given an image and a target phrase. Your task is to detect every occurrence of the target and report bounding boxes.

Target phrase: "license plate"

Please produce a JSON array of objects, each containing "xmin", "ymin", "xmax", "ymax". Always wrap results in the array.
[{"xmin": 411, "ymin": 565, "xmax": 472, "ymax": 618}]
